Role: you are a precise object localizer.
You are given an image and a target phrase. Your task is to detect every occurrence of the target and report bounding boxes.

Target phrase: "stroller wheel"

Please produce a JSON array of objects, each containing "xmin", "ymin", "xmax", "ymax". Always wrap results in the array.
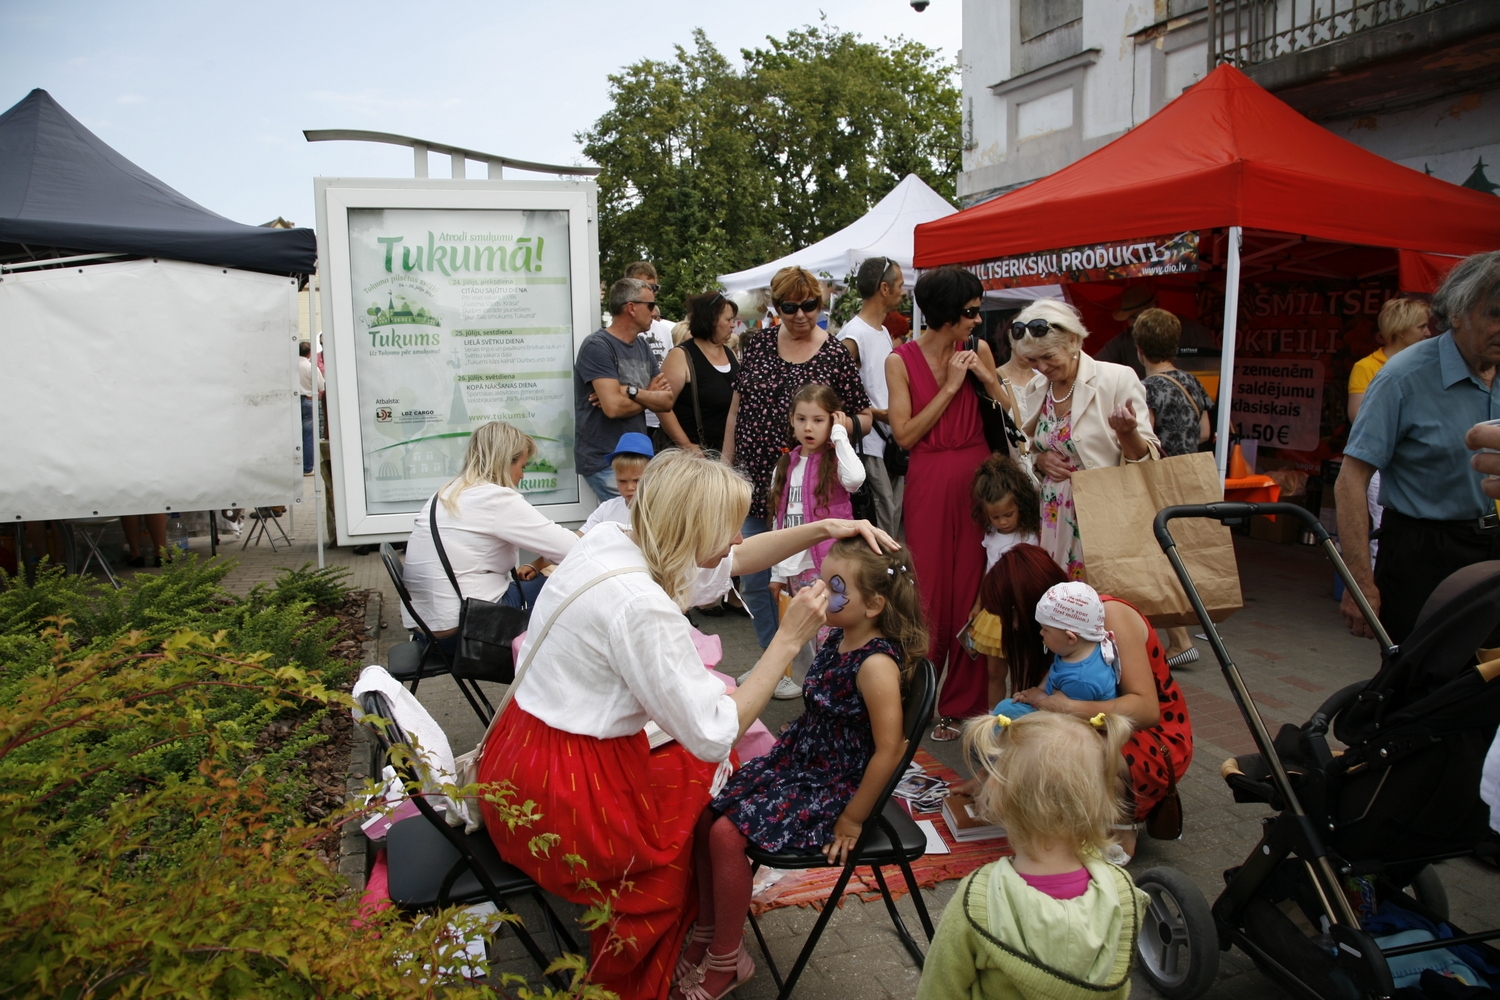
[
  {"xmin": 1135, "ymin": 866, "xmax": 1219, "ymax": 1000},
  {"xmin": 1407, "ymin": 865, "xmax": 1450, "ymax": 923}
]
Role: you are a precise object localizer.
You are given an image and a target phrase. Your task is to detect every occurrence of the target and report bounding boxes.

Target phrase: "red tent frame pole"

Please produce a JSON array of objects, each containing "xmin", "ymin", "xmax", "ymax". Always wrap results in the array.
[{"xmin": 1214, "ymin": 226, "xmax": 1243, "ymax": 479}]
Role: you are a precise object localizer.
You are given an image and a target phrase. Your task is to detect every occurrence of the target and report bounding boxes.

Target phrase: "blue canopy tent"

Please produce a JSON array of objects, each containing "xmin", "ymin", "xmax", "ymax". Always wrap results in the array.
[{"xmin": 0, "ymin": 88, "xmax": 315, "ymax": 274}]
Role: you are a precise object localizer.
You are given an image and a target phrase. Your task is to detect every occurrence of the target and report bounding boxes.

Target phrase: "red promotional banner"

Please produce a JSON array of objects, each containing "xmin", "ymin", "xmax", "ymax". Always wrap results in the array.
[{"xmin": 961, "ymin": 232, "xmax": 1200, "ymax": 290}]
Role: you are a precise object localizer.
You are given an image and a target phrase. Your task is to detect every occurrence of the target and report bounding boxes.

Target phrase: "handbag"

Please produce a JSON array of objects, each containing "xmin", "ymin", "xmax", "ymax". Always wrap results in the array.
[
  {"xmin": 873, "ymin": 422, "xmax": 909, "ymax": 478},
  {"xmin": 429, "ymin": 501, "xmax": 530, "ymax": 684},
  {"xmin": 1071, "ymin": 452, "xmax": 1243, "ymax": 627},
  {"xmin": 966, "ymin": 334, "xmax": 1026, "ymax": 457},
  {"xmin": 1144, "ymin": 734, "xmax": 1184, "ymax": 840},
  {"xmin": 451, "ymin": 564, "xmax": 649, "ymax": 829}
]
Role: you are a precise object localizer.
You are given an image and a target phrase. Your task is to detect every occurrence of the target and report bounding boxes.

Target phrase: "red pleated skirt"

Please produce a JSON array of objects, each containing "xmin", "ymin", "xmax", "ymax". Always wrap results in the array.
[{"xmin": 478, "ymin": 704, "xmax": 720, "ymax": 1000}]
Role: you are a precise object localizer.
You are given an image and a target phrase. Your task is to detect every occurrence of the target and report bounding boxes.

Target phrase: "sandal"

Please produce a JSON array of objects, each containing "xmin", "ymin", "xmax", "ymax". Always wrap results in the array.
[
  {"xmin": 674, "ymin": 923, "xmax": 714, "ymax": 987},
  {"xmin": 931, "ymin": 717, "xmax": 962, "ymax": 742},
  {"xmin": 677, "ymin": 942, "xmax": 754, "ymax": 1000},
  {"xmin": 1165, "ymin": 648, "xmax": 1199, "ymax": 667}
]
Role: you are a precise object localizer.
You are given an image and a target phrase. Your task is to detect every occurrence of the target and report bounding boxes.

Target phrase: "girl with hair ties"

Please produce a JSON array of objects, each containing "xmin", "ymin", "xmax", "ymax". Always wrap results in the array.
[
  {"xmin": 972, "ymin": 543, "xmax": 1193, "ymax": 862},
  {"xmin": 477, "ymin": 450, "xmax": 897, "ymax": 1000}
]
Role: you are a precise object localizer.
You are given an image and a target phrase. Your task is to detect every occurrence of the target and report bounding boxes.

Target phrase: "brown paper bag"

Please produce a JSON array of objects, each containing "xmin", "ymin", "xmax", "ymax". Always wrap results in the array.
[{"xmin": 1072, "ymin": 452, "xmax": 1243, "ymax": 627}]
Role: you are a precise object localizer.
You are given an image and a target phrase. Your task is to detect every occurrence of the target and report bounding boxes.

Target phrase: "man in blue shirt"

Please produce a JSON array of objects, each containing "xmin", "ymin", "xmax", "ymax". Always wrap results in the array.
[
  {"xmin": 1337, "ymin": 252, "xmax": 1500, "ymax": 643},
  {"xmin": 574, "ymin": 278, "xmax": 676, "ymax": 501}
]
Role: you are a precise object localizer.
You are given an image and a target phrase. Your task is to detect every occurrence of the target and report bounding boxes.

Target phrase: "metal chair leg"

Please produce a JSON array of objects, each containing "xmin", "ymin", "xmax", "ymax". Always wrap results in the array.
[
  {"xmin": 870, "ymin": 864, "xmax": 926, "ymax": 968},
  {"xmin": 895, "ymin": 856, "xmax": 936, "ymax": 941}
]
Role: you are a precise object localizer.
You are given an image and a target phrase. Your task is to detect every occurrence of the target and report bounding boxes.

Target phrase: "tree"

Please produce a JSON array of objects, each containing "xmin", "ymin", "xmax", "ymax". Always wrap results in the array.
[{"xmin": 580, "ymin": 21, "xmax": 959, "ymax": 316}]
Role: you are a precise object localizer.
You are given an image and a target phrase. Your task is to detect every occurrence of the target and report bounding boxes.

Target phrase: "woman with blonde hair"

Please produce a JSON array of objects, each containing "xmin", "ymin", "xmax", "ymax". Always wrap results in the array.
[
  {"xmin": 478, "ymin": 449, "xmax": 896, "ymax": 1000},
  {"xmin": 1347, "ymin": 297, "xmax": 1431, "ymax": 421},
  {"xmin": 400, "ymin": 421, "xmax": 579, "ymax": 650},
  {"xmin": 1013, "ymin": 299, "xmax": 1160, "ymax": 580}
]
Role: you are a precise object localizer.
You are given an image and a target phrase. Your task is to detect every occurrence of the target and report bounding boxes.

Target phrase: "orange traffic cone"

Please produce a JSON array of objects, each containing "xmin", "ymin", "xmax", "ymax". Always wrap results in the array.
[{"xmin": 1228, "ymin": 443, "xmax": 1252, "ymax": 480}]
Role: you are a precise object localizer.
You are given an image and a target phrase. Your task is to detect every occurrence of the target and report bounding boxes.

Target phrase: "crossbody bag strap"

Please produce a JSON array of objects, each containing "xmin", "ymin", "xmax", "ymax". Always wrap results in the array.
[
  {"xmin": 686, "ymin": 341, "xmax": 707, "ymax": 449},
  {"xmin": 428, "ymin": 497, "xmax": 465, "ymax": 600},
  {"xmin": 1154, "ymin": 371, "xmax": 1201, "ymax": 421},
  {"xmin": 1000, "ymin": 377, "xmax": 1030, "ymax": 455},
  {"xmin": 475, "ymin": 564, "xmax": 649, "ymax": 746}
]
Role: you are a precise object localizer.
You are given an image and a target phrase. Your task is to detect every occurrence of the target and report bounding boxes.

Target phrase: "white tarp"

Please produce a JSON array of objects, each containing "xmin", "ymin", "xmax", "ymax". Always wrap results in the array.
[
  {"xmin": 0, "ymin": 258, "xmax": 301, "ymax": 521},
  {"xmin": 717, "ymin": 174, "xmax": 956, "ymax": 293}
]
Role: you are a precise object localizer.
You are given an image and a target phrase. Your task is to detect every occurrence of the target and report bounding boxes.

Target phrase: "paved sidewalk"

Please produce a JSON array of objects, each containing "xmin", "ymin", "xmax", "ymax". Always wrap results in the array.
[{"xmin": 109, "ymin": 482, "xmax": 1500, "ymax": 998}]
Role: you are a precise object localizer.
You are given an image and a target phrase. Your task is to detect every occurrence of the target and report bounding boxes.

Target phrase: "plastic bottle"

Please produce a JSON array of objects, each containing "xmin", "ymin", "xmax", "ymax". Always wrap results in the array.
[{"xmin": 169, "ymin": 512, "xmax": 190, "ymax": 554}]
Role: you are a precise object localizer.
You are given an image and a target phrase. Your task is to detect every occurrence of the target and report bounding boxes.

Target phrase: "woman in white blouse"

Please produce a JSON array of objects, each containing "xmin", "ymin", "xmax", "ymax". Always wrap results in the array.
[
  {"xmin": 477, "ymin": 449, "xmax": 894, "ymax": 1000},
  {"xmin": 400, "ymin": 422, "xmax": 579, "ymax": 647}
]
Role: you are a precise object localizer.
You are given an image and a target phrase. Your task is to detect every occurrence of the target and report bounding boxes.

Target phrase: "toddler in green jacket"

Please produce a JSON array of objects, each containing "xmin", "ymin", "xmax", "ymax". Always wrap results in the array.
[{"xmin": 917, "ymin": 710, "xmax": 1148, "ymax": 1000}]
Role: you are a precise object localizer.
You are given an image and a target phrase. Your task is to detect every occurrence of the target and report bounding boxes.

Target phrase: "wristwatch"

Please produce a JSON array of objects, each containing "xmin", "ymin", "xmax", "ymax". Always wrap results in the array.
[{"xmin": 626, "ymin": 385, "xmax": 639, "ymax": 400}]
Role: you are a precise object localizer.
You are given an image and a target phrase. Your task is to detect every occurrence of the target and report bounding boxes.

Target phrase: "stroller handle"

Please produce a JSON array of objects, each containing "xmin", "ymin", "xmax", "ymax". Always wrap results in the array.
[{"xmin": 1152, "ymin": 501, "xmax": 1325, "ymax": 549}]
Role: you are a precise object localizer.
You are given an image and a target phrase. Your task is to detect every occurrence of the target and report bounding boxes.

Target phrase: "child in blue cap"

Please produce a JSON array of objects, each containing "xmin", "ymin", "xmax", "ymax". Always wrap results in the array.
[{"xmin": 580, "ymin": 431, "xmax": 655, "ymax": 533}]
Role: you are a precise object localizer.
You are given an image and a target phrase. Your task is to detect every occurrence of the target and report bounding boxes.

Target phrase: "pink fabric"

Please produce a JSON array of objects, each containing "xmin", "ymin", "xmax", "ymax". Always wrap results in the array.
[
  {"xmin": 355, "ymin": 849, "xmax": 392, "ymax": 927},
  {"xmin": 1018, "ymin": 867, "xmax": 1091, "ymax": 900}
]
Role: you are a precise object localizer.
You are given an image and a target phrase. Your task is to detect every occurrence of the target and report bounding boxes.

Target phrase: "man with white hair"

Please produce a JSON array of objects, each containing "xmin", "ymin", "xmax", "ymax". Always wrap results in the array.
[{"xmin": 1337, "ymin": 250, "xmax": 1500, "ymax": 644}]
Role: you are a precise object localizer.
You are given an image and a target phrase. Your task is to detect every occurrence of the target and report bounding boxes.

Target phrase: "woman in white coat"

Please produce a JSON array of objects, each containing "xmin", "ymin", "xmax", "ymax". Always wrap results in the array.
[{"xmin": 1013, "ymin": 299, "xmax": 1160, "ymax": 579}]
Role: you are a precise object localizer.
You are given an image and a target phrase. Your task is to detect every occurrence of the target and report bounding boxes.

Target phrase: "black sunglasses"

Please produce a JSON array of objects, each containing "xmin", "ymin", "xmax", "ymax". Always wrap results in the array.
[
  {"xmin": 961, "ymin": 306, "xmax": 982, "ymax": 319},
  {"xmin": 776, "ymin": 298, "xmax": 821, "ymax": 315},
  {"xmin": 1011, "ymin": 318, "xmax": 1053, "ymax": 339},
  {"xmin": 646, "ymin": 282, "xmax": 661, "ymax": 293},
  {"xmin": 628, "ymin": 299, "xmax": 658, "ymax": 308}
]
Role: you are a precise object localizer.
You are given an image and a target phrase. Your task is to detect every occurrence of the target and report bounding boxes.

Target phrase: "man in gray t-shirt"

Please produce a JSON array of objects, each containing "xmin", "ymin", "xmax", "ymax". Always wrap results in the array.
[{"xmin": 575, "ymin": 278, "xmax": 676, "ymax": 500}]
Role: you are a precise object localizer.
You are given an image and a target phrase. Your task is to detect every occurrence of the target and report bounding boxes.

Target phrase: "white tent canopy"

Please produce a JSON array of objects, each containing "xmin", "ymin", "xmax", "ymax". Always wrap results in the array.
[{"xmin": 717, "ymin": 173, "xmax": 956, "ymax": 294}]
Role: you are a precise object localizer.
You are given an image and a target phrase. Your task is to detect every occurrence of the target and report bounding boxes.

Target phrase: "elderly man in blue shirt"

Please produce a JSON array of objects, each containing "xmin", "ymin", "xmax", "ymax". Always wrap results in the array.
[{"xmin": 1337, "ymin": 251, "xmax": 1500, "ymax": 644}]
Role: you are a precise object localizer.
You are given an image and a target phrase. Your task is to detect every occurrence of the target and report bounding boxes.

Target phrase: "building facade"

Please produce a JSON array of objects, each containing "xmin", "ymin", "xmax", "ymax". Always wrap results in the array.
[{"xmin": 959, "ymin": 0, "xmax": 1500, "ymax": 207}]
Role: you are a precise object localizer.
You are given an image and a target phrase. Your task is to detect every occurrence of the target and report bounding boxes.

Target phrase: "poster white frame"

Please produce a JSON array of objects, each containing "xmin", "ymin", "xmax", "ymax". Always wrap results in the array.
[{"xmin": 314, "ymin": 178, "xmax": 600, "ymax": 544}]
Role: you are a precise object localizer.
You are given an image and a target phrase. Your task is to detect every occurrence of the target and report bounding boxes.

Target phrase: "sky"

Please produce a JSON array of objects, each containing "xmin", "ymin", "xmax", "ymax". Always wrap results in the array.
[{"xmin": 0, "ymin": 1, "xmax": 961, "ymax": 230}]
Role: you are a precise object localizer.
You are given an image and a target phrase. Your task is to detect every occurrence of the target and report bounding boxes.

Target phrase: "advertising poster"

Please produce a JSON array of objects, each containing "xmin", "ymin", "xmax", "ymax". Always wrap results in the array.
[
  {"xmin": 963, "ymin": 231, "xmax": 1199, "ymax": 290},
  {"xmin": 346, "ymin": 208, "xmax": 577, "ymax": 513},
  {"xmin": 1229, "ymin": 359, "xmax": 1325, "ymax": 451}
]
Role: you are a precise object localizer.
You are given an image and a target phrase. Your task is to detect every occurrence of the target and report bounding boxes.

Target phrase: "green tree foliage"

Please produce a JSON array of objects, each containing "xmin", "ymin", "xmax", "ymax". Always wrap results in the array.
[{"xmin": 581, "ymin": 21, "xmax": 960, "ymax": 315}]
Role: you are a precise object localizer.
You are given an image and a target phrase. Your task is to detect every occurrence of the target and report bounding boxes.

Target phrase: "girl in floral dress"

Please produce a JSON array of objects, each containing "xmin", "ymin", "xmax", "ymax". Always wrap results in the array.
[{"xmin": 673, "ymin": 539, "xmax": 929, "ymax": 1000}]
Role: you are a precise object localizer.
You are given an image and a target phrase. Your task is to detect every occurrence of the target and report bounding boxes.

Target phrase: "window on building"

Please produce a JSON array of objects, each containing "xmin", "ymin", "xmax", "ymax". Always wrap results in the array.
[{"xmin": 1019, "ymin": 0, "xmax": 1081, "ymax": 42}]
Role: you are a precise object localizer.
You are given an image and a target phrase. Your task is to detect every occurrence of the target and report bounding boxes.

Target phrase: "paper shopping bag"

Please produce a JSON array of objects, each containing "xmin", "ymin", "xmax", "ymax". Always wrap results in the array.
[{"xmin": 1072, "ymin": 452, "xmax": 1243, "ymax": 627}]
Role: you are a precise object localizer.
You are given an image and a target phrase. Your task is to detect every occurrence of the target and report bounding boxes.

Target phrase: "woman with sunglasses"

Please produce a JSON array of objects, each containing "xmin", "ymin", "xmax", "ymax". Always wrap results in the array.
[
  {"xmin": 886, "ymin": 265, "xmax": 1011, "ymax": 739},
  {"xmin": 1011, "ymin": 299, "xmax": 1159, "ymax": 581},
  {"xmin": 722, "ymin": 266, "xmax": 873, "ymax": 653}
]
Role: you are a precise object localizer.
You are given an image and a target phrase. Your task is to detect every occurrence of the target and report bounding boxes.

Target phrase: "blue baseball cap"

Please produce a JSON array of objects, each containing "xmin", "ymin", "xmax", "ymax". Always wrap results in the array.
[{"xmin": 604, "ymin": 431, "xmax": 655, "ymax": 463}]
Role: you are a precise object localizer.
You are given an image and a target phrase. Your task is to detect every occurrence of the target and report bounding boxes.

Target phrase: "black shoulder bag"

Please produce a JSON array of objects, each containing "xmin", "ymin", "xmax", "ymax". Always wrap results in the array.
[
  {"xmin": 428, "ymin": 501, "xmax": 531, "ymax": 683},
  {"xmin": 966, "ymin": 333, "xmax": 1025, "ymax": 458}
]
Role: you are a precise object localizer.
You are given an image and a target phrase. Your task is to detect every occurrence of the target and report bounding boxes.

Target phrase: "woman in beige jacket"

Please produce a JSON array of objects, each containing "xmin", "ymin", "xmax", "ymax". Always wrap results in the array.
[{"xmin": 1014, "ymin": 300, "xmax": 1160, "ymax": 578}]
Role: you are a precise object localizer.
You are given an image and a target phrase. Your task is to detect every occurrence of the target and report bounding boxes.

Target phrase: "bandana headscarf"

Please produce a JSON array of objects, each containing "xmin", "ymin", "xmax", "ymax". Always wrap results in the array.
[{"xmin": 1036, "ymin": 581, "xmax": 1118, "ymax": 668}]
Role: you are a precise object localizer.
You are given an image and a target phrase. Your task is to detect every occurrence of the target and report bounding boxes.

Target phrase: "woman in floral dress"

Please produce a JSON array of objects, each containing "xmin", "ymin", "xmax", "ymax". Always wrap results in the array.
[{"xmin": 1012, "ymin": 299, "xmax": 1159, "ymax": 580}]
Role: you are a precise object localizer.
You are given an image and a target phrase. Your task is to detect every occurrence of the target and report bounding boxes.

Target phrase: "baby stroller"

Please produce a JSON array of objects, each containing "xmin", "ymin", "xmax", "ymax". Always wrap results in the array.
[{"xmin": 1135, "ymin": 501, "xmax": 1500, "ymax": 1000}]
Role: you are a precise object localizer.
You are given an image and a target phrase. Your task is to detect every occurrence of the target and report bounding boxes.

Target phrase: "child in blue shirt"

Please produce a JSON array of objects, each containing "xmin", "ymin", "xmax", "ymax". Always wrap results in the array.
[{"xmin": 992, "ymin": 581, "xmax": 1119, "ymax": 720}]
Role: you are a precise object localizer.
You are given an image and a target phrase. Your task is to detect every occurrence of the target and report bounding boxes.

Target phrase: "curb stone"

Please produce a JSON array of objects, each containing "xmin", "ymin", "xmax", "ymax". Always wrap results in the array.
[{"xmin": 338, "ymin": 588, "xmax": 381, "ymax": 892}]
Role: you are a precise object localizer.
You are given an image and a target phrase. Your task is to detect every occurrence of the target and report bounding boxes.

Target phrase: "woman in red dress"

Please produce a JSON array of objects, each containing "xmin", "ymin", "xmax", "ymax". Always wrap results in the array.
[
  {"xmin": 886, "ymin": 266, "xmax": 1010, "ymax": 740},
  {"xmin": 477, "ymin": 451, "xmax": 895, "ymax": 1000}
]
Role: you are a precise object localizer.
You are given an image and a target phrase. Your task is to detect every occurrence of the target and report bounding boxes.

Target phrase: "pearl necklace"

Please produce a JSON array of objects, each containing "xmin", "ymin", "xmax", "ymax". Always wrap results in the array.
[{"xmin": 1049, "ymin": 378, "xmax": 1075, "ymax": 404}]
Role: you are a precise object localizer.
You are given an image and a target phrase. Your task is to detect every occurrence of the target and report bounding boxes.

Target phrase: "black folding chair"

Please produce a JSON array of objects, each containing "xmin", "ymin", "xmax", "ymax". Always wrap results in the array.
[
  {"xmin": 358, "ymin": 690, "xmax": 578, "ymax": 987},
  {"xmin": 379, "ymin": 542, "xmax": 494, "ymax": 725},
  {"xmin": 744, "ymin": 658, "xmax": 938, "ymax": 999}
]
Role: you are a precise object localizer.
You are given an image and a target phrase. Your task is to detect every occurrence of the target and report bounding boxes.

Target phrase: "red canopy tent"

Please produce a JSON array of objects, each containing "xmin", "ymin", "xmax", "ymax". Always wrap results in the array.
[{"xmin": 915, "ymin": 64, "xmax": 1500, "ymax": 475}]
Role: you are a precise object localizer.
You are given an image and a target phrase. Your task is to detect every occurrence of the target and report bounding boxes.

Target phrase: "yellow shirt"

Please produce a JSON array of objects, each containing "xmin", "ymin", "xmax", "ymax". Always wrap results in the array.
[{"xmin": 1348, "ymin": 348, "xmax": 1388, "ymax": 395}]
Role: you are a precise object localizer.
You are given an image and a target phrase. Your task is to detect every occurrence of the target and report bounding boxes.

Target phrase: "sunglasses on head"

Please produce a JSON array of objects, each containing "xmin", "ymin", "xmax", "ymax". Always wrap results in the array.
[
  {"xmin": 777, "ymin": 298, "xmax": 821, "ymax": 316},
  {"xmin": 1011, "ymin": 318, "xmax": 1053, "ymax": 339}
]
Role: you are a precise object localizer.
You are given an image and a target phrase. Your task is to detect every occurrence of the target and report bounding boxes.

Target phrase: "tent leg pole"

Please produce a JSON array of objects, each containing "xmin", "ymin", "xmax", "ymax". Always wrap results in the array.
[
  {"xmin": 311, "ymin": 276, "xmax": 326, "ymax": 570},
  {"xmin": 1215, "ymin": 226, "xmax": 1242, "ymax": 479},
  {"xmin": 912, "ymin": 300, "xmax": 923, "ymax": 340}
]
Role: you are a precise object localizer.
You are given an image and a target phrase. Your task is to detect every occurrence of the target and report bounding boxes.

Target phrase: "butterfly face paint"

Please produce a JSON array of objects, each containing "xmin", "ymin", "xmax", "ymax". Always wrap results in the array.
[{"xmin": 828, "ymin": 574, "xmax": 850, "ymax": 614}]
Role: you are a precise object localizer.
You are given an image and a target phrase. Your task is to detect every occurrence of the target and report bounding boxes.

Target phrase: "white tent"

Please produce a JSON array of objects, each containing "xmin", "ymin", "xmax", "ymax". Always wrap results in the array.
[{"xmin": 717, "ymin": 173, "xmax": 956, "ymax": 293}]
